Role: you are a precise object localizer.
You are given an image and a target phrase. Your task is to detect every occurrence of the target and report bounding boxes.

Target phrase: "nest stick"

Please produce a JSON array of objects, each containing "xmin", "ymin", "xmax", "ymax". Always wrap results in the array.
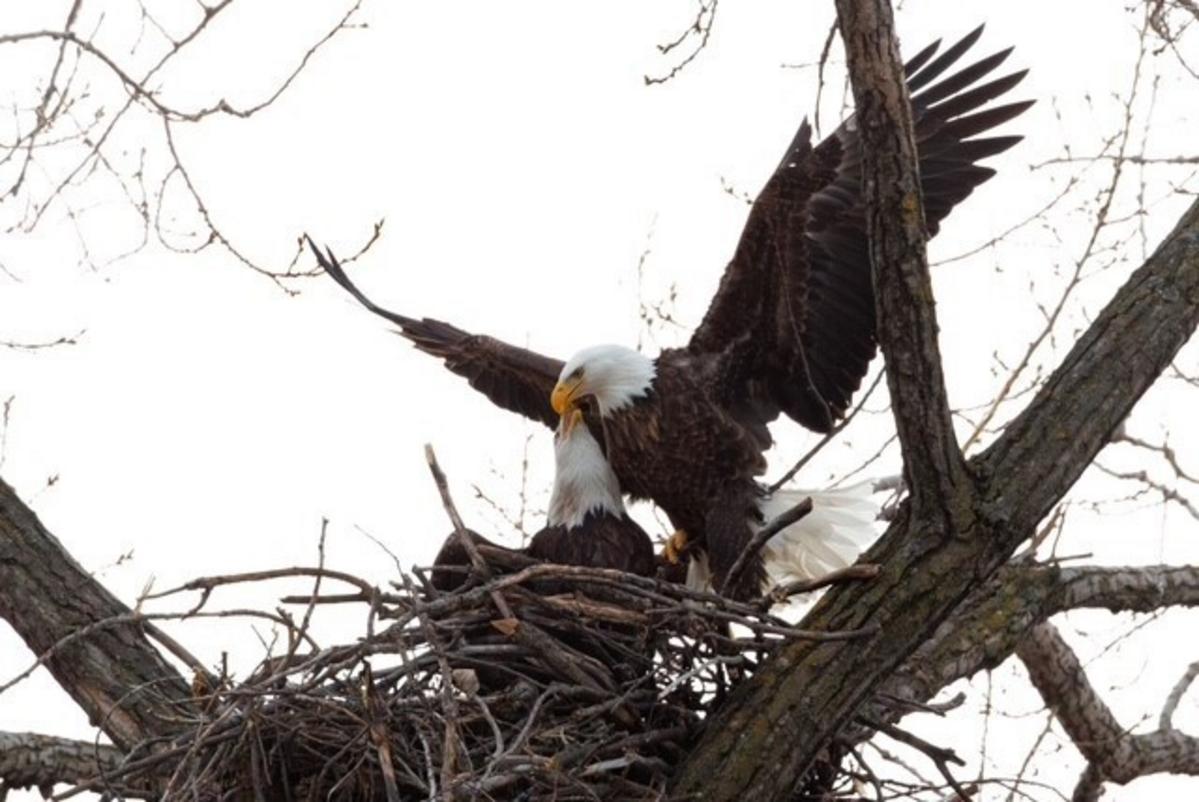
[
  {"xmin": 719, "ymin": 496, "xmax": 813, "ymax": 595},
  {"xmin": 424, "ymin": 444, "xmax": 515, "ymax": 620}
]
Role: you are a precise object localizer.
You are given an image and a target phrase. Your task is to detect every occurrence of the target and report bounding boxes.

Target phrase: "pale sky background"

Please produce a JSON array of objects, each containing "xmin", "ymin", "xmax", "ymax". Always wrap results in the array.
[{"xmin": 1, "ymin": 1, "xmax": 1197, "ymax": 799}]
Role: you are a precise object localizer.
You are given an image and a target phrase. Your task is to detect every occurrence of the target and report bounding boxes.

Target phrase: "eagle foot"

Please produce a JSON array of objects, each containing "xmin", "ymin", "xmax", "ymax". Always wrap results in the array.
[{"xmin": 662, "ymin": 529, "xmax": 689, "ymax": 565}]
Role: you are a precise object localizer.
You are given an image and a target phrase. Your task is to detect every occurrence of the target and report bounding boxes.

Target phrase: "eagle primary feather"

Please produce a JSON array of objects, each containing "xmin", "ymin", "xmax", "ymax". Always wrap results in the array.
[{"xmin": 687, "ymin": 24, "xmax": 1032, "ymax": 431}]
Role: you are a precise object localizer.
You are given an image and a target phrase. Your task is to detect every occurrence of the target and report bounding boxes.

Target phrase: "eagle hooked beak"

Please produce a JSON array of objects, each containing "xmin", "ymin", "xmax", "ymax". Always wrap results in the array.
[{"xmin": 551, "ymin": 376, "xmax": 583, "ymax": 417}]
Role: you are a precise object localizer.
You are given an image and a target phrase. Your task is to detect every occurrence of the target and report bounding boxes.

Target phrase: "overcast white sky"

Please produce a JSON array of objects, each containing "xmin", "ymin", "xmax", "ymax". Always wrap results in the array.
[{"xmin": 1, "ymin": 1, "xmax": 1197, "ymax": 799}]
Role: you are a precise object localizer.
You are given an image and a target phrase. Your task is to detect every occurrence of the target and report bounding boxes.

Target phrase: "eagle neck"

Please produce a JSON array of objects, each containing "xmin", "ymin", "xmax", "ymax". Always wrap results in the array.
[{"xmin": 547, "ymin": 421, "xmax": 625, "ymax": 530}]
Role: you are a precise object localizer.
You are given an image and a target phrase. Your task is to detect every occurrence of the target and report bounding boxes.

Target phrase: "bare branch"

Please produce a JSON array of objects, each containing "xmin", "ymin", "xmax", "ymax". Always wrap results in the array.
[
  {"xmin": 870, "ymin": 564, "xmax": 1199, "ymax": 732},
  {"xmin": 962, "ymin": 17, "xmax": 1154, "ymax": 455},
  {"xmin": 1161, "ymin": 659, "xmax": 1199, "ymax": 731},
  {"xmin": 856, "ymin": 716, "xmax": 970, "ymax": 799},
  {"xmin": 762, "ymin": 563, "xmax": 882, "ymax": 608},
  {"xmin": 719, "ymin": 497, "xmax": 812, "ymax": 595},
  {"xmin": 0, "ymin": 330, "xmax": 86, "ymax": 351},
  {"xmin": 644, "ymin": 0, "xmax": 719, "ymax": 86},
  {"xmin": 0, "ymin": 732, "xmax": 133, "ymax": 797},
  {"xmin": 0, "ymin": 2, "xmax": 372, "ymax": 281},
  {"xmin": 1112, "ymin": 430, "xmax": 1199, "ymax": 485},
  {"xmin": 1019, "ymin": 622, "xmax": 1199, "ymax": 799},
  {"xmin": 977, "ymin": 197, "xmax": 1199, "ymax": 535},
  {"xmin": 1093, "ymin": 461, "xmax": 1199, "ymax": 520},
  {"xmin": 424, "ymin": 444, "xmax": 515, "ymax": 622},
  {"xmin": 835, "ymin": 0, "xmax": 969, "ymax": 512},
  {"xmin": 768, "ymin": 368, "xmax": 885, "ymax": 493}
]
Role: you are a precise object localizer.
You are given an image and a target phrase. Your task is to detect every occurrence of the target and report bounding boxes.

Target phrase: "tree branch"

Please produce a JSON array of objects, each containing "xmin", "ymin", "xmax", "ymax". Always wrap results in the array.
[
  {"xmin": 0, "ymin": 731, "xmax": 132, "ymax": 797},
  {"xmin": 976, "ymin": 196, "xmax": 1199, "ymax": 535},
  {"xmin": 1018, "ymin": 622, "xmax": 1199, "ymax": 800},
  {"xmin": 868, "ymin": 564, "xmax": 1199, "ymax": 731},
  {"xmin": 1161, "ymin": 659, "xmax": 1199, "ymax": 731},
  {"xmin": 834, "ymin": 0, "xmax": 970, "ymax": 515},
  {"xmin": 0, "ymin": 478, "xmax": 194, "ymax": 751}
]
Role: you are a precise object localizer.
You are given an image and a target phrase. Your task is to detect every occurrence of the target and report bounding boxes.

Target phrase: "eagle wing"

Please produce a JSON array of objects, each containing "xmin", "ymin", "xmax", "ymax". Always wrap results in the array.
[
  {"xmin": 688, "ymin": 26, "xmax": 1033, "ymax": 432},
  {"xmin": 313, "ymin": 243, "xmax": 563, "ymax": 429}
]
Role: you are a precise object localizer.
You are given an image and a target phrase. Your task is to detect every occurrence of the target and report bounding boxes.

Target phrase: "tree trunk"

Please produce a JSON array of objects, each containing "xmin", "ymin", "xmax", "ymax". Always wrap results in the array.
[
  {"xmin": 0, "ymin": 478, "xmax": 194, "ymax": 752},
  {"xmin": 669, "ymin": 0, "xmax": 1199, "ymax": 795}
]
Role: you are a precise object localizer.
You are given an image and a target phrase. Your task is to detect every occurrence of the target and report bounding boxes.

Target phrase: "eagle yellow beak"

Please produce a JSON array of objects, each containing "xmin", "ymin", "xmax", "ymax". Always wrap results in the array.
[{"xmin": 551, "ymin": 377, "xmax": 583, "ymax": 417}]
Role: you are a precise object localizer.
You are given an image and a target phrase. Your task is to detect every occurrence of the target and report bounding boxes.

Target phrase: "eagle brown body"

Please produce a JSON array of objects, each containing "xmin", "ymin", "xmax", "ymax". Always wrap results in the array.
[
  {"xmin": 528, "ymin": 511, "xmax": 655, "ymax": 581},
  {"xmin": 596, "ymin": 358, "xmax": 770, "ymax": 589},
  {"xmin": 429, "ymin": 514, "xmax": 654, "ymax": 593},
  {"xmin": 316, "ymin": 27, "xmax": 1030, "ymax": 599}
]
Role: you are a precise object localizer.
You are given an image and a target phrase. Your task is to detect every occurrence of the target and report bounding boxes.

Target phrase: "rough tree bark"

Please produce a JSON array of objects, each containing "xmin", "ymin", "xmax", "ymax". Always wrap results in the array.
[
  {"xmin": 834, "ymin": 0, "xmax": 972, "ymax": 515},
  {"xmin": 1018, "ymin": 623, "xmax": 1199, "ymax": 801},
  {"xmin": 863, "ymin": 564, "xmax": 1199, "ymax": 732},
  {"xmin": 0, "ymin": 732, "xmax": 127, "ymax": 795},
  {"xmin": 670, "ymin": 0, "xmax": 1199, "ymax": 797},
  {"xmin": 0, "ymin": 478, "xmax": 194, "ymax": 752}
]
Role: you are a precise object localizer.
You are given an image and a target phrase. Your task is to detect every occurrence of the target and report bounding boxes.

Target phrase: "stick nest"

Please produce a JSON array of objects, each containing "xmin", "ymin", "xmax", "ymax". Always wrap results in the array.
[{"xmin": 109, "ymin": 545, "xmax": 855, "ymax": 801}]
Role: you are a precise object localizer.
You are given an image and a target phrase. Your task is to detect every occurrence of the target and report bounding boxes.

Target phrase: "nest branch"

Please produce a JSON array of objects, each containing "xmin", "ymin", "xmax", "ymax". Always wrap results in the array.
[{"xmin": 30, "ymin": 541, "xmax": 880, "ymax": 801}]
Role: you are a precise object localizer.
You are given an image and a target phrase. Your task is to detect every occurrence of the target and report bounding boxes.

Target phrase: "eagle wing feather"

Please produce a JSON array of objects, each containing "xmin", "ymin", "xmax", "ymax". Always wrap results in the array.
[
  {"xmin": 312, "ymin": 242, "xmax": 563, "ymax": 429},
  {"xmin": 687, "ymin": 26, "xmax": 1031, "ymax": 432}
]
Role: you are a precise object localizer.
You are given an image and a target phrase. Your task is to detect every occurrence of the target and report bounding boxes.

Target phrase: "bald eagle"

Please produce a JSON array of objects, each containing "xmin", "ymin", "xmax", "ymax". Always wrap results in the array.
[
  {"xmin": 320, "ymin": 28, "xmax": 1030, "ymax": 598},
  {"xmin": 431, "ymin": 404, "xmax": 654, "ymax": 592}
]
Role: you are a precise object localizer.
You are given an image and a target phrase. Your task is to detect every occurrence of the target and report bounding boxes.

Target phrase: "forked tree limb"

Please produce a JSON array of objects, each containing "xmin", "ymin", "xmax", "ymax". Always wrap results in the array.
[
  {"xmin": 670, "ymin": 0, "xmax": 1199, "ymax": 793},
  {"xmin": 867, "ymin": 564, "xmax": 1199, "ymax": 731},
  {"xmin": 1018, "ymin": 622, "xmax": 1199, "ymax": 801},
  {"xmin": 672, "ymin": 189, "xmax": 1199, "ymax": 796},
  {"xmin": 0, "ymin": 478, "xmax": 194, "ymax": 752}
]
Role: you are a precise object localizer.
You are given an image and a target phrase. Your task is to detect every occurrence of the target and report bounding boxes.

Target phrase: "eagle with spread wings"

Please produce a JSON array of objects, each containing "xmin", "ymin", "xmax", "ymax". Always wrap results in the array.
[{"xmin": 315, "ymin": 27, "xmax": 1031, "ymax": 599}]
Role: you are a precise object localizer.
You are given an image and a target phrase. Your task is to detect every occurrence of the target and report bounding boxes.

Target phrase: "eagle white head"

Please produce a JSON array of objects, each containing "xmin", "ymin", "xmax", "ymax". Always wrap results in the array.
[
  {"xmin": 550, "ymin": 344, "xmax": 655, "ymax": 418},
  {"xmin": 547, "ymin": 407, "xmax": 625, "ymax": 529}
]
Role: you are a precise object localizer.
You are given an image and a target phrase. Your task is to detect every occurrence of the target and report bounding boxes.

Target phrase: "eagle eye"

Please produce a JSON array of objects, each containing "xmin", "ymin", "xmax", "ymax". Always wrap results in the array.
[{"xmin": 568, "ymin": 366, "xmax": 584, "ymax": 380}]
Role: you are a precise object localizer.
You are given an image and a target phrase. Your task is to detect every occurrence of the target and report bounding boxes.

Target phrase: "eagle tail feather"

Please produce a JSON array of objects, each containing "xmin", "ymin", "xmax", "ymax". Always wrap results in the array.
[{"xmin": 758, "ymin": 482, "xmax": 879, "ymax": 591}]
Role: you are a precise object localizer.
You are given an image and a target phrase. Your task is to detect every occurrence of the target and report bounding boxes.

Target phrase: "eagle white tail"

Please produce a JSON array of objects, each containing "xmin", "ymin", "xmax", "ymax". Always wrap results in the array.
[
  {"xmin": 686, "ymin": 482, "xmax": 880, "ymax": 595},
  {"xmin": 759, "ymin": 482, "xmax": 879, "ymax": 588}
]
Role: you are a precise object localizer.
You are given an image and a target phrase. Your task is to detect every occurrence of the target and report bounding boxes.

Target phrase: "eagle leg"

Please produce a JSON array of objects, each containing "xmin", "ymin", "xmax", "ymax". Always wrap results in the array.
[
  {"xmin": 662, "ymin": 529, "xmax": 690, "ymax": 565},
  {"xmin": 706, "ymin": 490, "xmax": 769, "ymax": 601}
]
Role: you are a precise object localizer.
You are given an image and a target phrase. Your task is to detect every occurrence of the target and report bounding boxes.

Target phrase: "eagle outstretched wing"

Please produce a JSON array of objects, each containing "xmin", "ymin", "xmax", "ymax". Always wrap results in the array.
[
  {"xmin": 311, "ymin": 242, "xmax": 563, "ymax": 429},
  {"xmin": 688, "ymin": 26, "xmax": 1033, "ymax": 432}
]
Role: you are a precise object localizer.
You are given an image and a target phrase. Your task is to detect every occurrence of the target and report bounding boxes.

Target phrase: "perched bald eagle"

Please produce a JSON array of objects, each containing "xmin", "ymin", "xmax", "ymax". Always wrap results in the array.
[
  {"xmin": 321, "ymin": 27, "xmax": 1030, "ymax": 598},
  {"xmin": 431, "ymin": 405, "xmax": 654, "ymax": 592}
]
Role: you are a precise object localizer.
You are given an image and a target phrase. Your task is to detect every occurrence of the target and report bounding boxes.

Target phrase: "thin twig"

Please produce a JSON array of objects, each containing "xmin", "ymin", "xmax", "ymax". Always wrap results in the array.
[{"xmin": 718, "ymin": 497, "xmax": 813, "ymax": 595}]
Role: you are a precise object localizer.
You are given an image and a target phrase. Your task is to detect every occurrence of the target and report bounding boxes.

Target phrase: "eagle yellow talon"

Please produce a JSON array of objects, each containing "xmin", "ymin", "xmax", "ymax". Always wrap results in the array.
[{"xmin": 663, "ymin": 529, "xmax": 689, "ymax": 565}]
